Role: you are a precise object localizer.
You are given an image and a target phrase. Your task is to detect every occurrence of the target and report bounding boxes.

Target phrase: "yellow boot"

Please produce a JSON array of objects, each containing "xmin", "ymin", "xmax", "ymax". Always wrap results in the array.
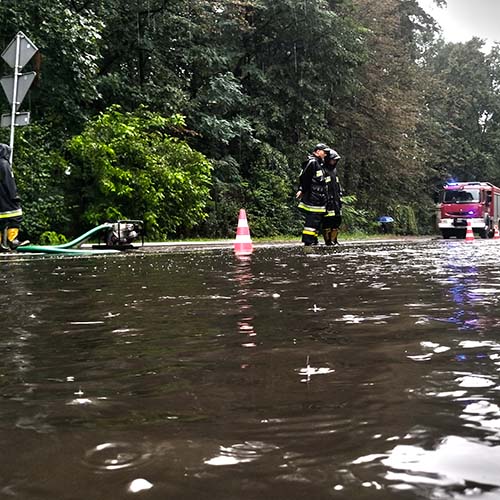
[{"xmin": 7, "ymin": 227, "xmax": 29, "ymax": 249}]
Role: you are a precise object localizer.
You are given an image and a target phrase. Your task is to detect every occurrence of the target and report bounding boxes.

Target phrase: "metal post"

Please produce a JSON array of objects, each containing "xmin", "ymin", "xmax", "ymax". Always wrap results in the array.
[{"xmin": 8, "ymin": 33, "xmax": 21, "ymax": 166}]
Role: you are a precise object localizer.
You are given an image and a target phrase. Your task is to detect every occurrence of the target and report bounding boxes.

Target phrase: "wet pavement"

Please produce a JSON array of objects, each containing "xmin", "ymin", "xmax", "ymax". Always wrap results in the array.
[{"xmin": 1, "ymin": 238, "xmax": 500, "ymax": 499}]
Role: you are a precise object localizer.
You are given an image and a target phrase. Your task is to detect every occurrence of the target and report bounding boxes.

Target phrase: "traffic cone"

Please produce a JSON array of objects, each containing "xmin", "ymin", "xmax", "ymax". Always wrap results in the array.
[
  {"xmin": 465, "ymin": 220, "xmax": 474, "ymax": 242},
  {"xmin": 234, "ymin": 208, "xmax": 253, "ymax": 256},
  {"xmin": 494, "ymin": 225, "xmax": 500, "ymax": 240}
]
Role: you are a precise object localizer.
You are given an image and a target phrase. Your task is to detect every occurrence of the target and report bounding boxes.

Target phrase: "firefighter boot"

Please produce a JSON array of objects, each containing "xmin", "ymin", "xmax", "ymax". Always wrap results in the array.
[
  {"xmin": 6, "ymin": 228, "xmax": 29, "ymax": 250},
  {"xmin": 323, "ymin": 229, "xmax": 333, "ymax": 246},
  {"xmin": 0, "ymin": 228, "xmax": 9, "ymax": 251},
  {"xmin": 331, "ymin": 228, "xmax": 339, "ymax": 245}
]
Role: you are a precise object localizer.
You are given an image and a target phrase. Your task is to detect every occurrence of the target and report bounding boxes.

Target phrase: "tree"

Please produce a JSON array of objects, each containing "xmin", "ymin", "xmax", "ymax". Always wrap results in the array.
[
  {"xmin": 0, "ymin": 0, "xmax": 104, "ymax": 134},
  {"xmin": 188, "ymin": 0, "xmax": 367, "ymax": 235},
  {"xmin": 332, "ymin": 0, "xmax": 435, "ymax": 231},
  {"xmin": 423, "ymin": 39, "xmax": 500, "ymax": 184},
  {"xmin": 64, "ymin": 106, "xmax": 212, "ymax": 239}
]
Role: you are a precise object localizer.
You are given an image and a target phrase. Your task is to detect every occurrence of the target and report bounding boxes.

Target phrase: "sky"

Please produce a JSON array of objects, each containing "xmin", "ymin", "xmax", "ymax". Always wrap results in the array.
[{"xmin": 417, "ymin": 0, "xmax": 500, "ymax": 50}]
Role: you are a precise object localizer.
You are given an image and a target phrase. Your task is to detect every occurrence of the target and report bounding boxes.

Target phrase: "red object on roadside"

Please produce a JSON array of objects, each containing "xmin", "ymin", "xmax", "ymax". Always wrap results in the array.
[
  {"xmin": 438, "ymin": 181, "xmax": 500, "ymax": 240},
  {"xmin": 234, "ymin": 209, "xmax": 253, "ymax": 256},
  {"xmin": 465, "ymin": 220, "xmax": 474, "ymax": 243}
]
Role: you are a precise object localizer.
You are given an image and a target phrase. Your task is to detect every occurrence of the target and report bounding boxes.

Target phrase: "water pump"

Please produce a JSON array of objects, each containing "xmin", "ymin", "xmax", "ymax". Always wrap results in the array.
[{"xmin": 99, "ymin": 220, "xmax": 144, "ymax": 249}]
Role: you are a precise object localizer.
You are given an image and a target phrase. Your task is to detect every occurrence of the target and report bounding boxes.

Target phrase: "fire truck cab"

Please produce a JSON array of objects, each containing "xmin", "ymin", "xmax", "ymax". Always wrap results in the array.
[{"xmin": 438, "ymin": 182, "xmax": 500, "ymax": 239}]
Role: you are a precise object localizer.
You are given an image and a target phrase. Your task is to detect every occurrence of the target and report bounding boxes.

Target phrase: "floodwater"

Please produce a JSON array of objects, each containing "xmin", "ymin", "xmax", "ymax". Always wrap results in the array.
[{"xmin": 2, "ymin": 239, "xmax": 500, "ymax": 499}]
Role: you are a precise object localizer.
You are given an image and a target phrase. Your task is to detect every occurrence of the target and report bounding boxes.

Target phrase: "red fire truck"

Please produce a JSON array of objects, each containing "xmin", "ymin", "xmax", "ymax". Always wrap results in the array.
[{"xmin": 438, "ymin": 182, "xmax": 500, "ymax": 239}]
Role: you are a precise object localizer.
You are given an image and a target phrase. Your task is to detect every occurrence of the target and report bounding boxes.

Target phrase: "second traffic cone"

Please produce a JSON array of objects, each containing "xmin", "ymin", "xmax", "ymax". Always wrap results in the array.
[
  {"xmin": 234, "ymin": 208, "xmax": 253, "ymax": 256},
  {"xmin": 465, "ymin": 220, "xmax": 474, "ymax": 242},
  {"xmin": 494, "ymin": 225, "xmax": 500, "ymax": 240}
]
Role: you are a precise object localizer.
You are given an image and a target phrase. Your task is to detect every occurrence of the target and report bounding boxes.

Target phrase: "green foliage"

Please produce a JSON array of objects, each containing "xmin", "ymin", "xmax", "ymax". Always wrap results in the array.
[
  {"xmin": 201, "ymin": 156, "xmax": 246, "ymax": 238},
  {"xmin": 246, "ymin": 144, "xmax": 298, "ymax": 237},
  {"xmin": 65, "ymin": 106, "xmax": 212, "ymax": 239},
  {"xmin": 341, "ymin": 194, "xmax": 378, "ymax": 233},
  {"xmin": 335, "ymin": 0, "xmax": 429, "ymax": 218},
  {"xmin": 192, "ymin": 72, "xmax": 255, "ymax": 150},
  {"xmin": 241, "ymin": 0, "xmax": 366, "ymax": 149},
  {"xmin": 39, "ymin": 231, "xmax": 68, "ymax": 245},
  {"xmin": 0, "ymin": 0, "xmax": 104, "ymax": 133},
  {"xmin": 422, "ymin": 39, "xmax": 500, "ymax": 185},
  {"xmin": 391, "ymin": 205, "xmax": 418, "ymax": 235}
]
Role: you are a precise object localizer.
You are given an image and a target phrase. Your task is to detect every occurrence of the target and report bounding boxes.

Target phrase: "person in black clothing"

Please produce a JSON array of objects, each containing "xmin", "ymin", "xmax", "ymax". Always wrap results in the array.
[
  {"xmin": 0, "ymin": 144, "xmax": 28, "ymax": 250},
  {"xmin": 296, "ymin": 143, "xmax": 329, "ymax": 246},
  {"xmin": 322, "ymin": 148, "xmax": 342, "ymax": 245}
]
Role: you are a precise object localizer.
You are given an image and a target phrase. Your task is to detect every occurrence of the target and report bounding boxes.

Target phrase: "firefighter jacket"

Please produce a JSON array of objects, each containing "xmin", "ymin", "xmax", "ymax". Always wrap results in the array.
[
  {"xmin": 0, "ymin": 144, "xmax": 22, "ymax": 220},
  {"xmin": 324, "ymin": 164, "xmax": 342, "ymax": 216},
  {"xmin": 298, "ymin": 155, "xmax": 327, "ymax": 213}
]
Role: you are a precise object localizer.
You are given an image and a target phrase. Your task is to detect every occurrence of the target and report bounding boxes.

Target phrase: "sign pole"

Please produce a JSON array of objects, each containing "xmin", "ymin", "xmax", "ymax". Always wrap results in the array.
[
  {"xmin": 0, "ymin": 31, "xmax": 38, "ymax": 168},
  {"xmin": 8, "ymin": 33, "xmax": 21, "ymax": 165}
]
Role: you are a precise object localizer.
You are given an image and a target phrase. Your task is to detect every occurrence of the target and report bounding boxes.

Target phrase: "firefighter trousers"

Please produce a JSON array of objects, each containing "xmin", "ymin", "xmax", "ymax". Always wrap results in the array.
[{"xmin": 302, "ymin": 211, "xmax": 323, "ymax": 246}]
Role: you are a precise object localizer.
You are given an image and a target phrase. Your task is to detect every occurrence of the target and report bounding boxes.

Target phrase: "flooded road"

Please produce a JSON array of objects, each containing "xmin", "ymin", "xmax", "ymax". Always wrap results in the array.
[{"xmin": 2, "ymin": 239, "xmax": 500, "ymax": 499}]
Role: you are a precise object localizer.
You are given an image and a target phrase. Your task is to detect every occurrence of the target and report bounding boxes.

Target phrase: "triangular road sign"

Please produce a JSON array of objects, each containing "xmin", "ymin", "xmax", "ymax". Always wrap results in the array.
[{"xmin": 1, "ymin": 72, "xmax": 36, "ymax": 110}]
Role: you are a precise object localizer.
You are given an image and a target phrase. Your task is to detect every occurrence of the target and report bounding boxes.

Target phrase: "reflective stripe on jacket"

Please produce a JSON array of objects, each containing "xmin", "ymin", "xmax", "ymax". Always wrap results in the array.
[
  {"xmin": 298, "ymin": 155, "xmax": 327, "ymax": 211},
  {"xmin": 0, "ymin": 208, "xmax": 22, "ymax": 218}
]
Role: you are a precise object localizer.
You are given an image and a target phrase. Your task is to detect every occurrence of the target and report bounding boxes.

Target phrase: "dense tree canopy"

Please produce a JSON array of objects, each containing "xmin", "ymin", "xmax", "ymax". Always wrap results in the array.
[
  {"xmin": 64, "ymin": 107, "xmax": 212, "ymax": 239},
  {"xmin": 1, "ymin": 0, "xmax": 500, "ymax": 241}
]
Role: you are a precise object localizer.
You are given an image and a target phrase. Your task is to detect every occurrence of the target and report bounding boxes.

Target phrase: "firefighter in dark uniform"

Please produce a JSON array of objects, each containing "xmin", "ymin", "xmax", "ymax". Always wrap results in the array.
[
  {"xmin": 0, "ymin": 143, "xmax": 28, "ymax": 250},
  {"xmin": 296, "ymin": 143, "xmax": 329, "ymax": 246},
  {"xmin": 323, "ymin": 148, "xmax": 342, "ymax": 245}
]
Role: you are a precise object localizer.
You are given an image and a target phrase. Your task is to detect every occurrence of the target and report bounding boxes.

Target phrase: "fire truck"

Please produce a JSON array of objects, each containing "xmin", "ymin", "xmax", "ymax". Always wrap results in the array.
[{"xmin": 438, "ymin": 182, "xmax": 500, "ymax": 239}]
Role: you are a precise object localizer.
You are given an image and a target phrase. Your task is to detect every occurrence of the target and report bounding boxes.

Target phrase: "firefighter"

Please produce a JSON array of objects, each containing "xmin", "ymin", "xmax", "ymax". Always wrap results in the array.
[
  {"xmin": 322, "ymin": 148, "xmax": 342, "ymax": 245},
  {"xmin": 296, "ymin": 143, "xmax": 329, "ymax": 246},
  {"xmin": 0, "ymin": 143, "xmax": 28, "ymax": 250}
]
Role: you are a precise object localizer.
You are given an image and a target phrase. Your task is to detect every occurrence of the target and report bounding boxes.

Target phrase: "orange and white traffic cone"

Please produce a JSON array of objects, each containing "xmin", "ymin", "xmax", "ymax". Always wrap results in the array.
[
  {"xmin": 465, "ymin": 220, "xmax": 474, "ymax": 243},
  {"xmin": 234, "ymin": 208, "xmax": 253, "ymax": 256},
  {"xmin": 494, "ymin": 225, "xmax": 500, "ymax": 240}
]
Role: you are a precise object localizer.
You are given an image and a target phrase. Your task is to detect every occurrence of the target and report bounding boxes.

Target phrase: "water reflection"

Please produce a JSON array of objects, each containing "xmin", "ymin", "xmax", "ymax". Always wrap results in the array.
[
  {"xmin": 350, "ymin": 241, "xmax": 500, "ymax": 498},
  {"xmin": 128, "ymin": 478, "xmax": 153, "ymax": 493},
  {"xmin": 445, "ymin": 262, "xmax": 482, "ymax": 330},
  {"xmin": 382, "ymin": 436, "xmax": 500, "ymax": 492},
  {"xmin": 297, "ymin": 355, "xmax": 335, "ymax": 383},
  {"xmin": 233, "ymin": 255, "xmax": 257, "ymax": 348}
]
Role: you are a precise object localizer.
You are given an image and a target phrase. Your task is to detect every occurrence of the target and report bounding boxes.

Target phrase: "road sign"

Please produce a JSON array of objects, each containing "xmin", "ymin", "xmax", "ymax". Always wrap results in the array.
[
  {"xmin": 1, "ymin": 32, "xmax": 38, "ymax": 69},
  {"xmin": 0, "ymin": 72, "xmax": 36, "ymax": 109},
  {"xmin": 1, "ymin": 112, "xmax": 30, "ymax": 128},
  {"xmin": 1, "ymin": 32, "xmax": 39, "ymax": 165}
]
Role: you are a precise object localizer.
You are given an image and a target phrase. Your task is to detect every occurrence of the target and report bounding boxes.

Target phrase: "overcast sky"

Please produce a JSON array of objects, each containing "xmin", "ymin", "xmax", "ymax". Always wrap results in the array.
[{"xmin": 417, "ymin": 0, "xmax": 500, "ymax": 50}]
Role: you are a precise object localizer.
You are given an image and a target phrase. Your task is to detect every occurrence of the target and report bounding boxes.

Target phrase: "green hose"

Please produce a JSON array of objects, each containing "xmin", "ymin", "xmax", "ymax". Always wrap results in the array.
[
  {"xmin": 50, "ymin": 223, "xmax": 114, "ymax": 249},
  {"xmin": 16, "ymin": 223, "xmax": 119, "ymax": 254}
]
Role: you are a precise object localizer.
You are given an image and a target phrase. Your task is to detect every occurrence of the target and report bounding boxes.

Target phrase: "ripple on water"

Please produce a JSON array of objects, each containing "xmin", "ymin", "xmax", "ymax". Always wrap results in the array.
[
  {"xmin": 204, "ymin": 441, "xmax": 280, "ymax": 466},
  {"xmin": 83, "ymin": 442, "xmax": 153, "ymax": 471}
]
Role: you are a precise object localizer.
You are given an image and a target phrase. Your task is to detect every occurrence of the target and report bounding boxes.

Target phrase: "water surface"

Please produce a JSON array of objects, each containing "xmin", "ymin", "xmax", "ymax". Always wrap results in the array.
[{"xmin": 2, "ymin": 239, "xmax": 500, "ymax": 499}]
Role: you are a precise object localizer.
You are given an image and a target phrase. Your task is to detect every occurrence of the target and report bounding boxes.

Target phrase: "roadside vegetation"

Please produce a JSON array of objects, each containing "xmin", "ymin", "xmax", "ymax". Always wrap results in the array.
[{"xmin": 0, "ymin": 0, "xmax": 496, "ymax": 242}]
